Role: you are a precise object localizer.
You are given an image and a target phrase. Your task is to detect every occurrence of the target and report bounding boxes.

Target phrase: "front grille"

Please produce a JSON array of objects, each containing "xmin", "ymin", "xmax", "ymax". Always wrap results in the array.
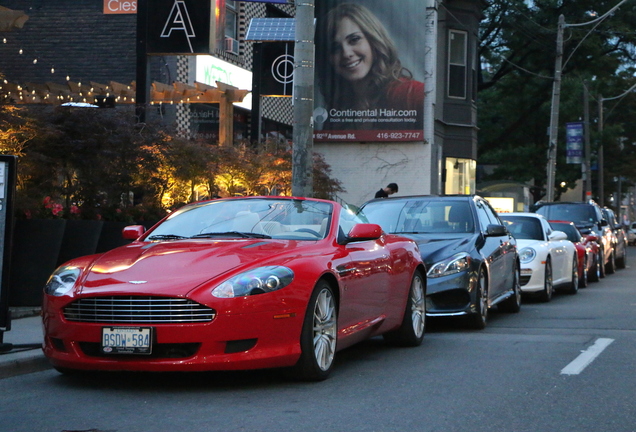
[
  {"xmin": 520, "ymin": 275, "xmax": 531, "ymax": 286},
  {"xmin": 64, "ymin": 296, "xmax": 216, "ymax": 323}
]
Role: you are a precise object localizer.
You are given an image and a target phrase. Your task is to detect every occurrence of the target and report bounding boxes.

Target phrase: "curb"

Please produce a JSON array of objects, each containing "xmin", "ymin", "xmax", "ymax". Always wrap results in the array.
[{"xmin": 0, "ymin": 349, "xmax": 51, "ymax": 379}]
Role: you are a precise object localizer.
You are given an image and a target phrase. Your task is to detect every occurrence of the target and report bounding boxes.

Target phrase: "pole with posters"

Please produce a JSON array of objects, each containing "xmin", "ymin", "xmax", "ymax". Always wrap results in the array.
[
  {"xmin": 0, "ymin": 156, "xmax": 17, "ymax": 352},
  {"xmin": 291, "ymin": 0, "xmax": 315, "ymax": 197}
]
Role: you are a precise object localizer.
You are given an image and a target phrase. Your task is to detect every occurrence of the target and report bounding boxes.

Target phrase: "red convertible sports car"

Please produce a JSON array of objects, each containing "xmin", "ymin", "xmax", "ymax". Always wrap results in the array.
[{"xmin": 42, "ymin": 196, "xmax": 426, "ymax": 380}]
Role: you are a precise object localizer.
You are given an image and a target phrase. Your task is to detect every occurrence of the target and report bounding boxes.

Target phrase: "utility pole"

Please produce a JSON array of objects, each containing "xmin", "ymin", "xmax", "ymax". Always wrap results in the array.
[
  {"xmin": 598, "ymin": 95, "xmax": 604, "ymax": 206},
  {"xmin": 291, "ymin": 0, "xmax": 315, "ymax": 197},
  {"xmin": 545, "ymin": 14, "xmax": 565, "ymax": 202},
  {"xmin": 583, "ymin": 84, "xmax": 592, "ymax": 201},
  {"xmin": 424, "ymin": 0, "xmax": 440, "ymax": 194}
]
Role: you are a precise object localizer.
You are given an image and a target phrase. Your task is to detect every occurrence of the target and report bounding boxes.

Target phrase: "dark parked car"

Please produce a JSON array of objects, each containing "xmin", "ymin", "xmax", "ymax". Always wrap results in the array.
[
  {"xmin": 602, "ymin": 207, "xmax": 627, "ymax": 269},
  {"xmin": 358, "ymin": 195, "xmax": 521, "ymax": 329},
  {"xmin": 532, "ymin": 200, "xmax": 615, "ymax": 277}
]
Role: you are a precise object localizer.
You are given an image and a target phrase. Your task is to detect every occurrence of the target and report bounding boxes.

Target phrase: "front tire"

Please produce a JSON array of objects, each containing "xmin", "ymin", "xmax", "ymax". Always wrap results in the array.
[
  {"xmin": 291, "ymin": 281, "xmax": 337, "ymax": 381},
  {"xmin": 467, "ymin": 268, "xmax": 488, "ymax": 330},
  {"xmin": 383, "ymin": 269, "xmax": 426, "ymax": 347},
  {"xmin": 538, "ymin": 258, "xmax": 553, "ymax": 302}
]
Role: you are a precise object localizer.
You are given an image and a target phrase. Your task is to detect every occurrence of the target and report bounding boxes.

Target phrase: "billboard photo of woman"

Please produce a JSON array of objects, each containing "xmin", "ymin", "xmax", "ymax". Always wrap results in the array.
[{"xmin": 313, "ymin": 1, "xmax": 425, "ymax": 142}]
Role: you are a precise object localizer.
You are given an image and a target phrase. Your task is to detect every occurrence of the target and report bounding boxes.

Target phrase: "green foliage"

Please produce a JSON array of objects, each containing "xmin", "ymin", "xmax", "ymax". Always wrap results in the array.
[
  {"xmin": 479, "ymin": 0, "xmax": 636, "ymax": 202},
  {"xmin": 4, "ymin": 105, "xmax": 345, "ymax": 220}
]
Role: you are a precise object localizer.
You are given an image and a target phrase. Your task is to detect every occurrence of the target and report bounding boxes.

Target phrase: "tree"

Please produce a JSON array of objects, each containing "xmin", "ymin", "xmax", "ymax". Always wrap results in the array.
[{"xmin": 478, "ymin": 0, "xmax": 636, "ymax": 202}]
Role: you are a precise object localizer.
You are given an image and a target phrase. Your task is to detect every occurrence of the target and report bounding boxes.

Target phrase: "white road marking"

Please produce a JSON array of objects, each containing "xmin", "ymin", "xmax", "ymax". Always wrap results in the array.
[{"xmin": 561, "ymin": 338, "xmax": 614, "ymax": 375}]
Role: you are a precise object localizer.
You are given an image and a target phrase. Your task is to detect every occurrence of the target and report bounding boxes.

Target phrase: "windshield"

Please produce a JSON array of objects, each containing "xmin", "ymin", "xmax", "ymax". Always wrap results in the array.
[
  {"xmin": 147, "ymin": 198, "xmax": 333, "ymax": 241},
  {"xmin": 535, "ymin": 204, "xmax": 596, "ymax": 226},
  {"xmin": 360, "ymin": 199, "xmax": 475, "ymax": 234}
]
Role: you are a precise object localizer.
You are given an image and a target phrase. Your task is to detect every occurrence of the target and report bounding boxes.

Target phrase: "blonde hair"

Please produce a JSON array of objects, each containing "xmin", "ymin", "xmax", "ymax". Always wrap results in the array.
[{"xmin": 317, "ymin": 3, "xmax": 412, "ymax": 109}]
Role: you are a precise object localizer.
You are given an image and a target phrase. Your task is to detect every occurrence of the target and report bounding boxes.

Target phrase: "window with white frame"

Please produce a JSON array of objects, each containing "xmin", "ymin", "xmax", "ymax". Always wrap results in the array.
[
  {"xmin": 224, "ymin": 1, "xmax": 239, "ymax": 54},
  {"xmin": 226, "ymin": 1, "xmax": 238, "ymax": 39},
  {"xmin": 448, "ymin": 30, "xmax": 467, "ymax": 99}
]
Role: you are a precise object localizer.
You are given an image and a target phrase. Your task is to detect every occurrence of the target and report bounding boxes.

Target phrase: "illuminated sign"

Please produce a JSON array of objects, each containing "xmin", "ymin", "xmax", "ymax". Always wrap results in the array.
[
  {"xmin": 104, "ymin": 0, "xmax": 137, "ymax": 14},
  {"xmin": 485, "ymin": 197, "xmax": 515, "ymax": 214},
  {"xmin": 195, "ymin": 56, "xmax": 253, "ymax": 110},
  {"xmin": 147, "ymin": 0, "xmax": 219, "ymax": 55}
]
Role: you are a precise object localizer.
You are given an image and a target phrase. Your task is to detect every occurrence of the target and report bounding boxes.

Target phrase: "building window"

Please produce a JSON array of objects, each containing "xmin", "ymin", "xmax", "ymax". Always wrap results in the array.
[
  {"xmin": 223, "ymin": 1, "xmax": 239, "ymax": 54},
  {"xmin": 444, "ymin": 157, "xmax": 475, "ymax": 195},
  {"xmin": 448, "ymin": 30, "xmax": 467, "ymax": 99},
  {"xmin": 226, "ymin": 1, "xmax": 238, "ymax": 39}
]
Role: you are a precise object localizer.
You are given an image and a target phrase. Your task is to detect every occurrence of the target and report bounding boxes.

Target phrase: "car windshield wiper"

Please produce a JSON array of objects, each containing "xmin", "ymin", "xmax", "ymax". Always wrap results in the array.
[
  {"xmin": 147, "ymin": 234, "xmax": 188, "ymax": 241},
  {"xmin": 190, "ymin": 231, "xmax": 272, "ymax": 239}
]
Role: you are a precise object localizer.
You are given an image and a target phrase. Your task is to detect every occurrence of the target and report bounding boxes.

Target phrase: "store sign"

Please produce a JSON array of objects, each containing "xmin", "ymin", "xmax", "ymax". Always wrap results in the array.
[
  {"xmin": 196, "ymin": 56, "xmax": 253, "ymax": 110},
  {"xmin": 147, "ymin": 0, "xmax": 219, "ymax": 55},
  {"xmin": 104, "ymin": 0, "xmax": 137, "ymax": 14}
]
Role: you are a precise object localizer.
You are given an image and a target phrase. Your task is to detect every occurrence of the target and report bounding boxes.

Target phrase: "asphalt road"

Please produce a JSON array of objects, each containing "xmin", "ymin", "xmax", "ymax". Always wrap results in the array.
[{"xmin": 2, "ymin": 249, "xmax": 636, "ymax": 432}]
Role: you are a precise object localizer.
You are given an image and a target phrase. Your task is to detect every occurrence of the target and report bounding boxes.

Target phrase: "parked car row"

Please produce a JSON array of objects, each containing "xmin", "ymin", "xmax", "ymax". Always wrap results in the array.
[
  {"xmin": 532, "ymin": 200, "xmax": 627, "ymax": 274},
  {"xmin": 39, "ymin": 195, "xmax": 625, "ymax": 381}
]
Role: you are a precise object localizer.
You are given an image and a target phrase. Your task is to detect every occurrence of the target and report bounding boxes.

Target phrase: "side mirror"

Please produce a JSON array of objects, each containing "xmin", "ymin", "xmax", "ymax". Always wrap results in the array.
[
  {"xmin": 122, "ymin": 225, "xmax": 145, "ymax": 240},
  {"xmin": 346, "ymin": 223, "xmax": 383, "ymax": 242},
  {"xmin": 485, "ymin": 224, "xmax": 508, "ymax": 237},
  {"xmin": 549, "ymin": 230, "xmax": 568, "ymax": 241},
  {"xmin": 600, "ymin": 219, "xmax": 608, "ymax": 227}
]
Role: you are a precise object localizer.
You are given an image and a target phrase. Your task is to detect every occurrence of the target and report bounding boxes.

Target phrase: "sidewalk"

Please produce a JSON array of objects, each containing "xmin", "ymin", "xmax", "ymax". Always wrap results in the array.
[{"xmin": 0, "ymin": 308, "xmax": 51, "ymax": 379}]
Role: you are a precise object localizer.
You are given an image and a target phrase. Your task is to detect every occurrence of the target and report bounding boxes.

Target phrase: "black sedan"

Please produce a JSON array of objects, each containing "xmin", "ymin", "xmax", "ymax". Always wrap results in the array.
[{"xmin": 358, "ymin": 195, "xmax": 521, "ymax": 329}]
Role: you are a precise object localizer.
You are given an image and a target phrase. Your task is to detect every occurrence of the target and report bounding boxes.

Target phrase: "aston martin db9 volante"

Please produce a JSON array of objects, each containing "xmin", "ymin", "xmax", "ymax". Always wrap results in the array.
[{"xmin": 42, "ymin": 196, "xmax": 426, "ymax": 381}]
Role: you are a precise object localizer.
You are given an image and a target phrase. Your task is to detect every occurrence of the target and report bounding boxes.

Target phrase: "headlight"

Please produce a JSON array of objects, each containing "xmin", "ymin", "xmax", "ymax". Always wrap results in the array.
[
  {"xmin": 519, "ymin": 247, "xmax": 536, "ymax": 263},
  {"xmin": 212, "ymin": 266, "xmax": 294, "ymax": 298},
  {"xmin": 44, "ymin": 266, "xmax": 81, "ymax": 296},
  {"xmin": 427, "ymin": 253, "xmax": 471, "ymax": 278}
]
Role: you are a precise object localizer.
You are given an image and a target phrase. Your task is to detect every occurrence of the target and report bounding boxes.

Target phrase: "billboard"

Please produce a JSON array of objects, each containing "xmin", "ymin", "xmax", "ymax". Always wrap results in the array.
[{"xmin": 313, "ymin": 0, "xmax": 425, "ymax": 142}]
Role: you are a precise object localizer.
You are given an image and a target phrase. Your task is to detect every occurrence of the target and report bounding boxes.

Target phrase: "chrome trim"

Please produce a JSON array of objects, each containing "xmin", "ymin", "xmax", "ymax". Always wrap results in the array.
[
  {"xmin": 425, "ymin": 311, "xmax": 468, "ymax": 317},
  {"xmin": 64, "ymin": 296, "xmax": 216, "ymax": 323}
]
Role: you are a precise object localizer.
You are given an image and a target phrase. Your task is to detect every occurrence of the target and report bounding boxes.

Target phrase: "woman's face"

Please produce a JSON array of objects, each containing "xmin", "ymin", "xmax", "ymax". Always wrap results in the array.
[{"xmin": 330, "ymin": 17, "xmax": 374, "ymax": 82}]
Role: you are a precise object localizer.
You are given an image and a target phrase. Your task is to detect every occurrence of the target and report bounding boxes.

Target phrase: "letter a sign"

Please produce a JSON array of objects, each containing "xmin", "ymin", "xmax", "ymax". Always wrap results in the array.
[{"xmin": 147, "ymin": 0, "xmax": 218, "ymax": 55}]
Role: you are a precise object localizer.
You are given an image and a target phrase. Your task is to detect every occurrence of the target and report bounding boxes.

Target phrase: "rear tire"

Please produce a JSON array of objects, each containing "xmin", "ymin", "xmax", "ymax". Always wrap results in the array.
[
  {"xmin": 579, "ymin": 255, "xmax": 588, "ymax": 288},
  {"xmin": 498, "ymin": 261, "xmax": 521, "ymax": 313},
  {"xmin": 383, "ymin": 270, "xmax": 426, "ymax": 347},
  {"xmin": 566, "ymin": 255, "xmax": 579, "ymax": 295},
  {"xmin": 616, "ymin": 245, "xmax": 627, "ymax": 269},
  {"xmin": 589, "ymin": 251, "xmax": 601, "ymax": 282},
  {"xmin": 606, "ymin": 249, "xmax": 616, "ymax": 275}
]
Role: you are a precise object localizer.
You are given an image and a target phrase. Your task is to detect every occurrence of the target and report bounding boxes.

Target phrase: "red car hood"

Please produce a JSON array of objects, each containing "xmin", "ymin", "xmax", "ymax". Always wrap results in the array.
[{"xmin": 78, "ymin": 239, "xmax": 303, "ymax": 297}]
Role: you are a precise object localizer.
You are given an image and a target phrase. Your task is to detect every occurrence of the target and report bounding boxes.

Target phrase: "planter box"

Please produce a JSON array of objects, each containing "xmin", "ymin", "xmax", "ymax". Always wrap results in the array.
[
  {"xmin": 9, "ymin": 219, "xmax": 67, "ymax": 307},
  {"xmin": 57, "ymin": 220, "xmax": 104, "ymax": 266}
]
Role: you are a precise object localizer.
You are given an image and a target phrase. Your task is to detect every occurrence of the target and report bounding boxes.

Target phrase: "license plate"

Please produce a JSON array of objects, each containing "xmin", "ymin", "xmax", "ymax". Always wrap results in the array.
[{"xmin": 102, "ymin": 327, "xmax": 152, "ymax": 355}]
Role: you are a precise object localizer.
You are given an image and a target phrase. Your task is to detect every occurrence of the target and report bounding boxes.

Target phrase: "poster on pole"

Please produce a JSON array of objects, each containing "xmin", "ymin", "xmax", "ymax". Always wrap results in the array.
[
  {"xmin": 566, "ymin": 122, "xmax": 584, "ymax": 164},
  {"xmin": 313, "ymin": 0, "xmax": 425, "ymax": 142}
]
